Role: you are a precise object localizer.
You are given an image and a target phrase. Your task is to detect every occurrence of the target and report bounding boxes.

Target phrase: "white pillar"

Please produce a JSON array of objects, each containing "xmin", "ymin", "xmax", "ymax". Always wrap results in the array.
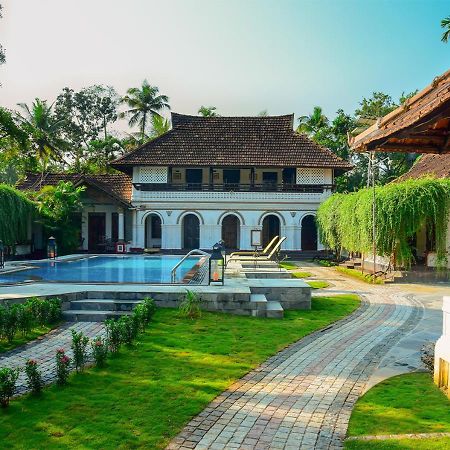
[
  {"xmin": 105, "ymin": 212, "xmax": 112, "ymax": 240},
  {"xmin": 118, "ymin": 208, "xmax": 125, "ymax": 241}
]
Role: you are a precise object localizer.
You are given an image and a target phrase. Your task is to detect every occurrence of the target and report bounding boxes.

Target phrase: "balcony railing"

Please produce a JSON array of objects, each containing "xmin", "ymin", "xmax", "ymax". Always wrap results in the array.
[{"xmin": 133, "ymin": 182, "xmax": 334, "ymax": 193}]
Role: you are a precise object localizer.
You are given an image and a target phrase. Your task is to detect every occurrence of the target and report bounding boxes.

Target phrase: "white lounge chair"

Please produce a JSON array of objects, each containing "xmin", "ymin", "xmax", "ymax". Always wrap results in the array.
[
  {"xmin": 230, "ymin": 237, "xmax": 286, "ymax": 262},
  {"xmin": 228, "ymin": 235, "xmax": 279, "ymax": 260}
]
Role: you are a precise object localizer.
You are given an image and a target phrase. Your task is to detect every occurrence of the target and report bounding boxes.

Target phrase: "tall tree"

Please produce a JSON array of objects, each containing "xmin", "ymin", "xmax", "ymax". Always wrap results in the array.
[
  {"xmin": 296, "ymin": 106, "xmax": 329, "ymax": 136},
  {"xmin": 441, "ymin": 16, "xmax": 450, "ymax": 43},
  {"xmin": 0, "ymin": 4, "xmax": 5, "ymax": 65},
  {"xmin": 120, "ymin": 80, "xmax": 170, "ymax": 143},
  {"xmin": 198, "ymin": 106, "xmax": 219, "ymax": 117},
  {"xmin": 149, "ymin": 114, "xmax": 171, "ymax": 138},
  {"xmin": 54, "ymin": 85, "xmax": 118, "ymax": 166},
  {"xmin": 17, "ymin": 99, "xmax": 67, "ymax": 175}
]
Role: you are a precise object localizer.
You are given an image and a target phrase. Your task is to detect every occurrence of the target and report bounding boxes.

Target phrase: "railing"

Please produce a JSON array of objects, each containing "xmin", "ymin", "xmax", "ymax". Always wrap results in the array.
[
  {"xmin": 134, "ymin": 183, "xmax": 333, "ymax": 193},
  {"xmin": 171, "ymin": 249, "xmax": 210, "ymax": 283}
]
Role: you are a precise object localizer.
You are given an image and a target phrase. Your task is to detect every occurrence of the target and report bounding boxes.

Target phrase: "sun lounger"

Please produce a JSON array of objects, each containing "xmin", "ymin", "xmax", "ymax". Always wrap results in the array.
[
  {"xmin": 228, "ymin": 235, "xmax": 279, "ymax": 259},
  {"xmin": 230, "ymin": 237, "xmax": 286, "ymax": 262}
]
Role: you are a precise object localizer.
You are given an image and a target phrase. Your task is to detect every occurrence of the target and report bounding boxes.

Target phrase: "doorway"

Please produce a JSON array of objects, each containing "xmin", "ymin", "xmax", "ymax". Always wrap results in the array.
[
  {"xmin": 221, "ymin": 215, "xmax": 239, "ymax": 249},
  {"xmin": 262, "ymin": 215, "xmax": 280, "ymax": 247},
  {"xmin": 145, "ymin": 214, "xmax": 162, "ymax": 248},
  {"xmin": 88, "ymin": 213, "xmax": 106, "ymax": 252},
  {"xmin": 182, "ymin": 214, "xmax": 200, "ymax": 249},
  {"xmin": 301, "ymin": 215, "xmax": 318, "ymax": 251}
]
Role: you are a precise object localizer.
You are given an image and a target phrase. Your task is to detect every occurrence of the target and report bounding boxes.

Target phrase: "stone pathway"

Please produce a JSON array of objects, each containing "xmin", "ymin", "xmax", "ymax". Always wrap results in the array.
[
  {"xmin": 168, "ymin": 276, "xmax": 423, "ymax": 449},
  {"xmin": 0, "ymin": 322, "xmax": 105, "ymax": 394}
]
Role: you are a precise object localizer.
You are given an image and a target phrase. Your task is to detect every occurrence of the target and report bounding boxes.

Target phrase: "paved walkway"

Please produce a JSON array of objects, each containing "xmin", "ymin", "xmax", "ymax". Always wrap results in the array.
[
  {"xmin": 168, "ymin": 269, "xmax": 426, "ymax": 450},
  {"xmin": 0, "ymin": 322, "xmax": 105, "ymax": 394}
]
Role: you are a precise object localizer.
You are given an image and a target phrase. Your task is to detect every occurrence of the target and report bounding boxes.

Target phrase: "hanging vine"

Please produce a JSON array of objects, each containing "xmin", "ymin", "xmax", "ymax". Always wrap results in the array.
[
  {"xmin": 317, "ymin": 177, "xmax": 450, "ymax": 268},
  {"xmin": 0, "ymin": 184, "xmax": 35, "ymax": 245}
]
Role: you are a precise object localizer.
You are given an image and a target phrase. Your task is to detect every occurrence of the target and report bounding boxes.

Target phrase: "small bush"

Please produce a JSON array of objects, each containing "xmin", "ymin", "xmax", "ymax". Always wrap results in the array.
[
  {"xmin": 119, "ymin": 316, "xmax": 138, "ymax": 346},
  {"xmin": 25, "ymin": 359, "xmax": 44, "ymax": 395},
  {"xmin": 55, "ymin": 348, "xmax": 71, "ymax": 386},
  {"xmin": 71, "ymin": 330, "xmax": 89, "ymax": 372},
  {"xmin": 142, "ymin": 297, "xmax": 156, "ymax": 326},
  {"xmin": 17, "ymin": 303, "xmax": 33, "ymax": 336},
  {"xmin": 91, "ymin": 336, "xmax": 108, "ymax": 367},
  {"xmin": 3, "ymin": 305, "xmax": 18, "ymax": 342},
  {"xmin": 105, "ymin": 319, "xmax": 122, "ymax": 353},
  {"xmin": 0, "ymin": 367, "xmax": 19, "ymax": 408},
  {"xmin": 179, "ymin": 290, "xmax": 202, "ymax": 319}
]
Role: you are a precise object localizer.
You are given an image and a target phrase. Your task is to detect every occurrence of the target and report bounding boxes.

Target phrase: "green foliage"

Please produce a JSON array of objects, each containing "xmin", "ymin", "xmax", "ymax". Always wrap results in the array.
[
  {"xmin": 91, "ymin": 336, "xmax": 108, "ymax": 368},
  {"xmin": 70, "ymin": 330, "xmax": 89, "ymax": 372},
  {"xmin": 33, "ymin": 180, "xmax": 84, "ymax": 254},
  {"xmin": 178, "ymin": 290, "xmax": 202, "ymax": 319},
  {"xmin": 306, "ymin": 280, "xmax": 329, "ymax": 289},
  {"xmin": 24, "ymin": 359, "xmax": 44, "ymax": 395},
  {"xmin": 317, "ymin": 177, "xmax": 450, "ymax": 268},
  {"xmin": 0, "ymin": 184, "xmax": 34, "ymax": 245},
  {"xmin": 0, "ymin": 367, "xmax": 19, "ymax": 408},
  {"xmin": 198, "ymin": 106, "xmax": 219, "ymax": 117},
  {"xmin": 336, "ymin": 267, "xmax": 384, "ymax": 284},
  {"xmin": 120, "ymin": 80, "xmax": 170, "ymax": 142},
  {"xmin": 441, "ymin": 16, "xmax": 450, "ymax": 43}
]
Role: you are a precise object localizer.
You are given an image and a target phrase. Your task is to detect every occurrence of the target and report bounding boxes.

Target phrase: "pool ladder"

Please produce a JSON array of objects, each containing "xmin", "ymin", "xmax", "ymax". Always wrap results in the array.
[{"xmin": 171, "ymin": 249, "xmax": 210, "ymax": 283}]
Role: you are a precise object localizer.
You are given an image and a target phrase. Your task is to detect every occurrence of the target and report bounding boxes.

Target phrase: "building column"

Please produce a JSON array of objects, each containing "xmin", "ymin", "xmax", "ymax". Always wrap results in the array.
[
  {"xmin": 105, "ymin": 212, "xmax": 112, "ymax": 240},
  {"xmin": 118, "ymin": 208, "xmax": 125, "ymax": 242}
]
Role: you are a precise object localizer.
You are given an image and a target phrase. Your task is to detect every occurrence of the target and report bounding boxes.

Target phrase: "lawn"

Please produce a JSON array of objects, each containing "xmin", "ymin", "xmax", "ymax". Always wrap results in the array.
[
  {"xmin": 0, "ymin": 324, "xmax": 57, "ymax": 353},
  {"xmin": 306, "ymin": 280, "xmax": 330, "ymax": 289},
  {"xmin": 345, "ymin": 373, "xmax": 450, "ymax": 450},
  {"xmin": 336, "ymin": 266, "xmax": 384, "ymax": 284},
  {"xmin": 0, "ymin": 294, "xmax": 359, "ymax": 449}
]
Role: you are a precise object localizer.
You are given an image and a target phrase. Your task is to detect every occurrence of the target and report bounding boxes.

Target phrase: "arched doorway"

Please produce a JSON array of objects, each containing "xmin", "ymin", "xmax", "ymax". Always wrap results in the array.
[
  {"xmin": 301, "ymin": 215, "xmax": 318, "ymax": 251},
  {"xmin": 145, "ymin": 214, "xmax": 162, "ymax": 248},
  {"xmin": 182, "ymin": 214, "xmax": 200, "ymax": 249},
  {"xmin": 262, "ymin": 215, "xmax": 280, "ymax": 247},
  {"xmin": 221, "ymin": 215, "xmax": 240, "ymax": 250}
]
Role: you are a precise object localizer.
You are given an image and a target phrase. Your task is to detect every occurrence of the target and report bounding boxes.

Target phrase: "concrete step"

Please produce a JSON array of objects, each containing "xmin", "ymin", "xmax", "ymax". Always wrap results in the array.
[
  {"xmin": 250, "ymin": 293, "xmax": 267, "ymax": 317},
  {"xmin": 69, "ymin": 299, "xmax": 141, "ymax": 311},
  {"xmin": 63, "ymin": 310, "xmax": 131, "ymax": 322},
  {"xmin": 266, "ymin": 301, "xmax": 284, "ymax": 319}
]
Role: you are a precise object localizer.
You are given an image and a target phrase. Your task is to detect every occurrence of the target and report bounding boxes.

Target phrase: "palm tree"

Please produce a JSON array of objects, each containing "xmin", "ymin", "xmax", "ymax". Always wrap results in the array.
[
  {"xmin": 150, "ymin": 114, "xmax": 171, "ymax": 138},
  {"xmin": 198, "ymin": 106, "xmax": 219, "ymax": 117},
  {"xmin": 296, "ymin": 106, "xmax": 329, "ymax": 136},
  {"xmin": 17, "ymin": 98, "xmax": 67, "ymax": 182},
  {"xmin": 120, "ymin": 80, "xmax": 170, "ymax": 143},
  {"xmin": 441, "ymin": 16, "xmax": 450, "ymax": 43}
]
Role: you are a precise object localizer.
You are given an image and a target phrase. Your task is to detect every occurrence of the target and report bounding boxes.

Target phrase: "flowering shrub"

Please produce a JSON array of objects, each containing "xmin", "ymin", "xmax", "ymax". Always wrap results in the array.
[
  {"xmin": 119, "ymin": 315, "xmax": 138, "ymax": 346},
  {"xmin": 71, "ymin": 330, "xmax": 89, "ymax": 372},
  {"xmin": 0, "ymin": 367, "xmax": 19, "ymax": 408},
  {"xmin": 56, "ymin": 348, "xmax": 71, "ymax": 385},
  {"xmin": 25, "ymin": 359, "xmax": 44, "ymax": 395},
  {"xmin": 91, "ymin": 337, "xmax": 108, "ymax": 367}
]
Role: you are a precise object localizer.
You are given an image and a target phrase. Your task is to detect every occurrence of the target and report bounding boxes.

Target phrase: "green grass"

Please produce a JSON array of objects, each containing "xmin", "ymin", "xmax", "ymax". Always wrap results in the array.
[
  {"xmin": 346, "ymin": 437, "xmax": 450, "ymax": 450},
  {"xmin": 316, "ymin": 259, "xmax": 338, "ymax": 267},
  {"xmin": 345, "ymin": 373, "xmax": 450, "ymax": 449},
  {"xmin": 279, "ymin": 261, "xmax": 300, "ymax": 270},
  {"xmin": 290, "ymin": 271, "xmax": 313, "ymax": 278},
  {"xmin": 336, "ymin": 266, "xmax": 384, "ymax": 284},
  {"xmin": 0, "ymin": 324, "xmax": 57, "ymax": 353},
  {"xmin": 0, "ymin": 295, "xmax": 359, "ymax": 450},
  {"xmin": 306, "ymin": 280, "xmax": 330, "ymax": 289}
]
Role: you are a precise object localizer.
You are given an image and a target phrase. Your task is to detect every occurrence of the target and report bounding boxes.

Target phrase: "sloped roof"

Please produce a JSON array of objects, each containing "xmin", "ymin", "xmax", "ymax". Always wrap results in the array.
[
  {"xmin": 17, "ymin": 173, "xmax": 132, "ymax": 206},
  {"xmin": 350, "ymin": 69, "xmax": 450, "ymax": 154},
  {"xmin": 111, "ymin": 113, "xmax": 352, "ymax": 172},
  {"xmin": 396, "ymin": 154, "xmax": 450, "ymax": 181}
]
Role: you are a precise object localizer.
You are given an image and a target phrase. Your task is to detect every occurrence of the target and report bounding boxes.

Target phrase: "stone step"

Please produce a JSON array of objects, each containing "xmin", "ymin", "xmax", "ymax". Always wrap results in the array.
[
  {"xmin": 250, "ymin": 293, "xmax": 267, "ymax": 318},
  {"xmin": 266, "ymin": 301, "xmax": 284, "ymax": 319},
  {"xmin": 69, "ymin": 299, "xmax": 141, "ymax": 311},
  {"xmin": 63, "ymin": 310, "xmax": 131, "ymax": 322}
]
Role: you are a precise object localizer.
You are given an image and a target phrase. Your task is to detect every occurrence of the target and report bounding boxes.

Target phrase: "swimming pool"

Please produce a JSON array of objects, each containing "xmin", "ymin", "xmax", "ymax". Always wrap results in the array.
[{"xmin": 0, "ymin": 255, "xmax": 204, "ymax": 284}]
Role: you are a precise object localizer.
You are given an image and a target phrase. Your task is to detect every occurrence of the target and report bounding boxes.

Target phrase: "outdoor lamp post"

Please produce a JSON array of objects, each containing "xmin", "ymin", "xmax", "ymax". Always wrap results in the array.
[
  {"xmin": 209, "ymin": 242, "xmax": 225, "ymax": 285},
  {"xmin": 0, "ymin": 240, "xmax": 4, "ymax": 269},
  {"xmin": 47, "ymin": 236, "xmax": 57, "ymax": 259}
]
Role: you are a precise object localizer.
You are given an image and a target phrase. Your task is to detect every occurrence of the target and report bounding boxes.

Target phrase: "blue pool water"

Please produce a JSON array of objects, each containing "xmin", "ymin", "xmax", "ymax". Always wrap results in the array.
[{"xmin": 0, "ymin": 256, "xmax": 202, "ymax": 284}]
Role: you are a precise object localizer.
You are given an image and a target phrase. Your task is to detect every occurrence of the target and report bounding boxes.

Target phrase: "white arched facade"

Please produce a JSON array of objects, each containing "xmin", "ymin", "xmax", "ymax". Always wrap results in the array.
[{"xmin": 131, "ymin": 206, "xmax": 325, "ymax": 251}]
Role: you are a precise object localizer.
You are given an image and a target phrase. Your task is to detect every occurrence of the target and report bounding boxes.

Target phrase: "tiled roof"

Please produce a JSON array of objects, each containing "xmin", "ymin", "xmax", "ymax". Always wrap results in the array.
[
  {"xmin": 17, "ymin": 173, "xmax": 132, "ymax": 205},
  {"xmin": 396, "ymin": 154, "xmax": 450, "ymax": 181},
  {"xmin": 111, "ymin": 113, "xmax": 352, "ymax": 171},
  {"xmin": 350, "ymin": 69, "xmax": 450, "ymax": 154}
]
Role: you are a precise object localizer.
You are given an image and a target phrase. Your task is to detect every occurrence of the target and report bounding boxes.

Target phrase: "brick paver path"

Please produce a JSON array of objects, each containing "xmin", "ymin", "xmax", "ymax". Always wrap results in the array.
[
  {"xmin": 168, "ymin": 286, "xmax": 421, "ymax": 450},
  {"xmin": 0, "ymin": 322, "xmax": 105, "ymax": 394}
]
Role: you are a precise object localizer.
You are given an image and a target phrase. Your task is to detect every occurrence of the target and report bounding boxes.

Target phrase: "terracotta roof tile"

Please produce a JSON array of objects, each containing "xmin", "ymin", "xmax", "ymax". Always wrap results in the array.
[
  {"xmin": 396, "ymin": 154, "xmax": 450, "ymax": 181},
  {"xmin": 112, "ymin": 113, "xmax": 352, "ymax": 171},
  {"xmin": 17, "ymin": 173, "xmax": 132, "ymax": 205}
]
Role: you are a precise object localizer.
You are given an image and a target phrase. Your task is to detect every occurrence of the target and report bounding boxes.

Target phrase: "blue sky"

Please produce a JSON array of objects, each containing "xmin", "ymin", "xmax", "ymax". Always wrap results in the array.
[{"xmin": 0, "ymin": 0, "xmax": 448, "ymax": 126}]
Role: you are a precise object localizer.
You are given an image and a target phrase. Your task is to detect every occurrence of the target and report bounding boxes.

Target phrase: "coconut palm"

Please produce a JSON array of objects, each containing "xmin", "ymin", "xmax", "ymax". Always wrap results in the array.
[
  {"xmin": 120, "ymin": 80, "xmax": 170, "ymax": 143},
  {"xmin": 441, "ymin": 16, "xmax": 450, "ymax": 43},
  {"xmin": 150, "ymin": 114, "xmax": 171, "ymax": 138},
  {"xmin": 17, "ymin": 99, "xmax": 67, "ymax": 169},
  {"xmin": 296, "ymin": 106, "xmax": 329, "ymax": 136},
  {"xmin": 198, "ymin": 106, "xmax": 219, "ymax": 117}
]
